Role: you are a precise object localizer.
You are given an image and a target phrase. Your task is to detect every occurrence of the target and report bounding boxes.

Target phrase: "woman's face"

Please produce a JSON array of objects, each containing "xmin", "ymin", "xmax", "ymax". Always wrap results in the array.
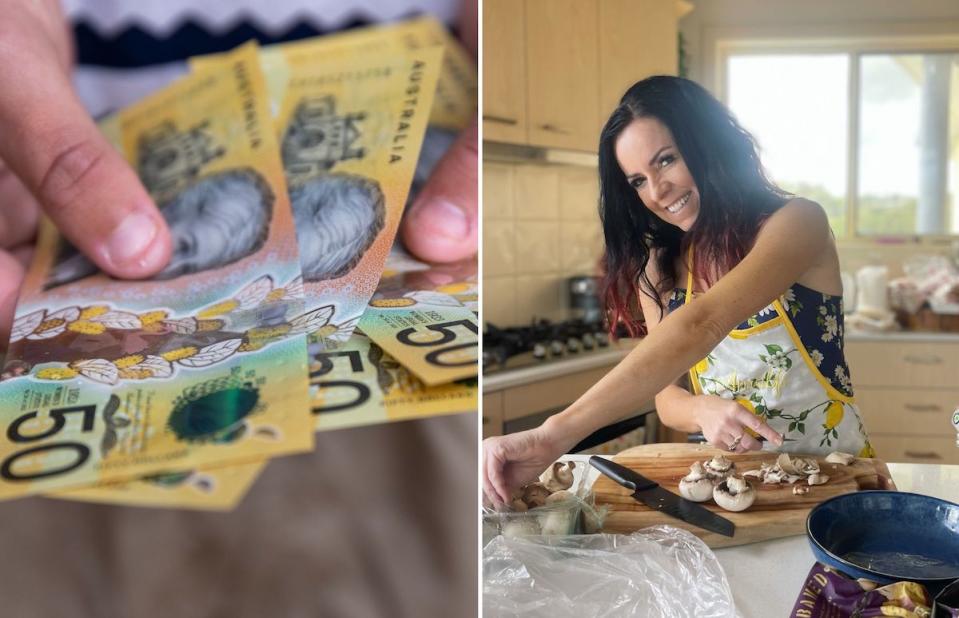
[{"xmin": 614, "ymin": 117, "xmax": 700, "ymax": 231}]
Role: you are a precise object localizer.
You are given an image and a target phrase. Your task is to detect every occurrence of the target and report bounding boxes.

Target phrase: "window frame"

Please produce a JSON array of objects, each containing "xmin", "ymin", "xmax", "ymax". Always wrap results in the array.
[{"xmin": 710, "ymin": 30, "xmax": 959, "ymax": 245}]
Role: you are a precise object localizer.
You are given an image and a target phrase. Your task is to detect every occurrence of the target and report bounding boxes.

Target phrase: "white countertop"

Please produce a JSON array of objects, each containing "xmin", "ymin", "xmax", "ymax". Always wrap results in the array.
[
  {"xmin": 566, "ymin": 456, "xmax": 959, "ymax": 618},
  {"xmin": 846, "ymin": 330, "xmax": 959, "ymax": 343},
  {"xmin": 482, "ymin": 340, "xmax": 638, "ymax": 393},
  {"xmin": 483, "ymin": 330, "xmax": 959, "ymax": 394}
]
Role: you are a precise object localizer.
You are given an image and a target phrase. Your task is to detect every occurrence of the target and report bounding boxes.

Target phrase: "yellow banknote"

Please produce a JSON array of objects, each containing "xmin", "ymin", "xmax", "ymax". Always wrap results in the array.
[
  {"xmin": 0, "ymin": 43, "xmax": 314, "ymax": 500},
  {"xmin": 191, "ymin": 16, "xmax": 475, "ymax": 131},
  {"xmin": 53, "ymin": 460, "xmax": 265, "ymax": 511},
  {"xmin": 311, "ymin": 330, "xmax": 475, "ymax": 431},
  {"xmin": 274, "ymin": 45, "xmax": 443, "ymax": 349},
  {"xmin": 358, "ymin": 261, "xmax": 478, "ymax": 387}
]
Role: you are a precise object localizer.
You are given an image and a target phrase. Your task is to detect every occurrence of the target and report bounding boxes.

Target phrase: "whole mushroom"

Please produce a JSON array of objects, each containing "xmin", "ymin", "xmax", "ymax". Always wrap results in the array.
[
  {"xmin": 713, "ymin": 474, "xmax": 756, "ymax": 512},
  {"xmin": 679, "ymin": 461, "xmax": 714, "ymax": 502}
]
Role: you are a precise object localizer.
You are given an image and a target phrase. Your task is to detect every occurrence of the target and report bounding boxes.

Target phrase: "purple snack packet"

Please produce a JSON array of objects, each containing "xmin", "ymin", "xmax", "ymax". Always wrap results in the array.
[{"xmin": 791, "ymin": 563, "xmax": 932, "ymax": 618}]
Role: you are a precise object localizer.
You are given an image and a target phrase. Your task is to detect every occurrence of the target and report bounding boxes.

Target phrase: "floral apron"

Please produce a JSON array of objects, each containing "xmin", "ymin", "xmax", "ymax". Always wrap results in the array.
[{"xmin": 682, "ymin": 262, "xmax": 874, "ymax": 457}]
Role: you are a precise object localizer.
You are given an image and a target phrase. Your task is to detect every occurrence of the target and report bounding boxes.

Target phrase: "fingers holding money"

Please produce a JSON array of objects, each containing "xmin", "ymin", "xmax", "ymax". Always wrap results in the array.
[
  {"xmin": 400, "ymin": 119, "xmax": 478, "ymax": 263},
  {"xmin": 0, "ymin": 5, "xmax": 172, "ymax": 281},
  {"xmin": 0, "ymin": 249, "xmax": 24, "ymax": 351}
]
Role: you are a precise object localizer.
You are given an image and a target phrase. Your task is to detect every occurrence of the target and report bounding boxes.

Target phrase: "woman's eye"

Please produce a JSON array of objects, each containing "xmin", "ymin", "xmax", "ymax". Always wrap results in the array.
[
  {"xmin": 631, "ymin": 178, "xmax": 646, "ymax": 189},
  {"xmin": 659, "ymin": 154, "xmax": 675, "ymax": 168}
]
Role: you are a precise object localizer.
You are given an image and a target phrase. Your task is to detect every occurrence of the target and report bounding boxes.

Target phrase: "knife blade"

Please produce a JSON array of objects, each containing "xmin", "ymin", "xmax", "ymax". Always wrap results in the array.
[{"xmin": 589, "ymin": 456, "xmax": 735, "ymax": 537}]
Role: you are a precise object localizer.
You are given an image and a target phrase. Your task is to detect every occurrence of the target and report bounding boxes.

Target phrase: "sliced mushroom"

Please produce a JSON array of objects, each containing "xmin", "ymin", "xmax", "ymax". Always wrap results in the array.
[
  {"xmin": 540, "ymin": 461, "xmax": 576, "ymax": 492},
  {"xmin": 792, "ymin": 485, "xmax": 810, "ymax": 496},
  {"xmin": 704, "ymin": 455, "xmax": 735, "ymax": 482},
  {"xmin": 826, "ymin": 452, "xmax": 856, "ymax": 466},
  {"xmin": 679, "ymin": 461, "xmax": 714, "ymax": 502},
  {"xmin": 807, "ymin": 473, "xmax": 830, "ymax": 486},
  {"xmin": 510, "ymin": 499, "xmax": 528, "ymax": 512},
  {"xmin": 713, "ymin": 474, "xmax": 756, "ymax": 512}
]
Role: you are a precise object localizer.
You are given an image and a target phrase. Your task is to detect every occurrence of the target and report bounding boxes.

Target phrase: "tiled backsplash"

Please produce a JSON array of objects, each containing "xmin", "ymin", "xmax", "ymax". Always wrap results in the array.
[
  {"xmin": 483, "ymin": 162, "xmax": 604, "ymax": 327},
  {"xmin": 483, "ymin": 158, "xmax": 957, "ymax": 327}
]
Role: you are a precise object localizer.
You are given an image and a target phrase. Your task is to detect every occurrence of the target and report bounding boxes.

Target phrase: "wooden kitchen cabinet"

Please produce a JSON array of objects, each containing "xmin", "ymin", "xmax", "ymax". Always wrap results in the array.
[
  {"xmin": 483, "ymin": 391, "xmax": 505, "ymax": 438},
  {"xmin": 483, "ymin": 0, "xmax": 689, "ymax": 152},
  {"xmin": 846, "ymin": 339, "xmax": 959, "ymax": 465},
  {"xmin": 598, "ymin": 0, "xmax": 691, "ymax": 129},
  {"xmin": 525, "ymin": 0, "xmax": 600, "ymax": 151},
  {"xmin": 483, "ymin": 0, "xmax": 529, "ymax": 144}
]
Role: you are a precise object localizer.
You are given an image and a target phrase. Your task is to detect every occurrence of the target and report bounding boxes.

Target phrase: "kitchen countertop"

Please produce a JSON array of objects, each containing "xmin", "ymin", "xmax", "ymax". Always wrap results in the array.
[
  {"xmin": 483, "ymin": 329, "xmax": 959, "ymax": 393},
  {"xmin": 482, "ymin": 339, "xmax": 639, "ymax": 393},
  {"xmin": 565, "ymin": 455, "xmax": 959, "ymax": 617},
  {"xmin": 846, "ymin": 330, "xmax": 959, "ymax": 342}
]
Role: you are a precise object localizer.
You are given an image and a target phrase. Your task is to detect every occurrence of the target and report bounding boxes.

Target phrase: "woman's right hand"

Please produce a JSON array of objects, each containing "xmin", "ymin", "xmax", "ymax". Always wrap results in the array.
[
  {"xmin": 482, "ymin": 425, "xmax": 568, "ymax": 507},
  {"xmin": 691, "ymin": 394, "xmax": 783, "ymax": 453}
]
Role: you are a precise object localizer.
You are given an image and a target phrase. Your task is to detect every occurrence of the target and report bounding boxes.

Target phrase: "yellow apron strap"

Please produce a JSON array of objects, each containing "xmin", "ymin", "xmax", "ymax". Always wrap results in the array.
[{"xmin": 684, "ymin": 245, "xmax": 701, "ymax": 393}]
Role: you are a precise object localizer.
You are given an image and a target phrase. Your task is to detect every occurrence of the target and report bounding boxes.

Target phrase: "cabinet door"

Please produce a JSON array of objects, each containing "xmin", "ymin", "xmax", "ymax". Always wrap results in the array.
[
  {"xmin": 599, "ymin": 0, "xmax": 681, "ymax": 131},
  {"xmin": 525, "ymin": 0, "xmax": 599, "ymax": 151},
  {"xmin": 483, "ymin": 0, "xmax": 529, "ymax": 143}
]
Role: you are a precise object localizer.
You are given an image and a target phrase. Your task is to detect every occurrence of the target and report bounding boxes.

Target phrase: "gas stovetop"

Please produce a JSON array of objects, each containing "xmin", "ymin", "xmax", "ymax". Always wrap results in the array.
[{"xmin": 483, "ymin": 319, "xmax": 613, "ymax": 373}]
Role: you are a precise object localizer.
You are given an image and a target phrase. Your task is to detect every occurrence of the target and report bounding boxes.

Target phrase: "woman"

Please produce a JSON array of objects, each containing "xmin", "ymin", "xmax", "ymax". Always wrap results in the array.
[{"xmin": 483, "ymin": 75, "xmax": 873, "ymax": 506}]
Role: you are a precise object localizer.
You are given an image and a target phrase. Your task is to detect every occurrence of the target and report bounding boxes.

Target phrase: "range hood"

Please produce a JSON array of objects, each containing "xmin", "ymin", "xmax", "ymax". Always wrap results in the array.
[{"xmin": 483, "ymin": 141, "xmax": 598, "ymax": 168}]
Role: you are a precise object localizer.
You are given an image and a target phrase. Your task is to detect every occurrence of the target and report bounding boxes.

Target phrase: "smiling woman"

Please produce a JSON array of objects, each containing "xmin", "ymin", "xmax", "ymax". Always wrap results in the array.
[{"xmin": 482, "ymin": 75, "xmax": 875, "ymax": 507}]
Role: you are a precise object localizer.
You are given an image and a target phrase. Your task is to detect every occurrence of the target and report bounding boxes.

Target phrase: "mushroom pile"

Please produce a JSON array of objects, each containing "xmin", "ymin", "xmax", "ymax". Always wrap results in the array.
[
  {"xmin": 501, "ymin": 462, "xmax": 583, "ymax": 537},
  {"xmin": 678, "ymin": 454, "xmax": 756, "ymax": 512},
  {"xmin": 678, "ymin": 451, "xmax": 858, "ymax": 511}
]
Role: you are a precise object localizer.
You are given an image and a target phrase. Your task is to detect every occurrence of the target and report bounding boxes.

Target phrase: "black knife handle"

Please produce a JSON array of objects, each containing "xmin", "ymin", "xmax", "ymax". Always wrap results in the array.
[{"xmin": 589, "ymin": 456, "xmax": 659, "ymax": 492}]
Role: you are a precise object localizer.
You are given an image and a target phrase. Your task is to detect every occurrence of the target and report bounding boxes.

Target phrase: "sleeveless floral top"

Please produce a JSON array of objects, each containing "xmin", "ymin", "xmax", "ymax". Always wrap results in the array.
[{"xmin": 667, "ymin": 283, "xmax": 854, "ymax": 397}]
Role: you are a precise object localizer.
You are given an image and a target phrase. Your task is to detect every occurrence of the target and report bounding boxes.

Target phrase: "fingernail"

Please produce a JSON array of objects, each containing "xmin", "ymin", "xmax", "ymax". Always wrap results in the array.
[
  {"xmin": 105, "ymin": 211, "xmax": 159, "ymax": 269},
  {"xmin": 414, "ymin": 199, "xmax": 470, "ymax": 240}
]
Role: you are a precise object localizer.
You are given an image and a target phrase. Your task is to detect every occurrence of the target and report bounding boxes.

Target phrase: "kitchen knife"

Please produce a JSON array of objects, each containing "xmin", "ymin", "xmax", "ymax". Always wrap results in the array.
[{"xmin": 589, "ymin": 456, "xmax": 735, "ymax": 537}]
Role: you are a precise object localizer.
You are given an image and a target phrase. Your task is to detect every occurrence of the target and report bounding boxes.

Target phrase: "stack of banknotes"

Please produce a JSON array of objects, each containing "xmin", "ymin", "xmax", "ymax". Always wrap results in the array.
[{"xmin": 0, "ymin": 17, "xmax": 478, "ymax": 510}]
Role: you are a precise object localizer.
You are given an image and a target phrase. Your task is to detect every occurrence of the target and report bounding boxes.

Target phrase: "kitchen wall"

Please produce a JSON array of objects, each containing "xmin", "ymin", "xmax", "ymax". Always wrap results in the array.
[{"xmin": 483, "ymin": 162, "xmax": 603, "ymax": 327}]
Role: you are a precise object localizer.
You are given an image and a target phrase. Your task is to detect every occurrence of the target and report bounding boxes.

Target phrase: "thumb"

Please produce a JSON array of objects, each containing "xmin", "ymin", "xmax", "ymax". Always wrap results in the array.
[
  {"xmin": 400, "ymin": 120, "xmax": 478, "ymax": 263},
  {"xmin": 0, "ymin": 48, "xmax": 171, "ymax": 279}
]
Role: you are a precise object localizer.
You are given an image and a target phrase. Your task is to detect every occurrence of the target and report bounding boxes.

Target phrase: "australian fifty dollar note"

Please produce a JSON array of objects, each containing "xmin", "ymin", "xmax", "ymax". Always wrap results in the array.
[{"xmin": 0, "ymin": 43, "xmax": 316, "ymax": 500}]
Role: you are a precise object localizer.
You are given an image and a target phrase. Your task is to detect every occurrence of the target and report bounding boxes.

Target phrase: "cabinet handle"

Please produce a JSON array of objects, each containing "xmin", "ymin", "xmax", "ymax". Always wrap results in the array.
[
  {"xmin": 904, "ymin": 450, "xmax": 942, "ymax": 460},
  {"xmin": 483, "ymin": 114, "xmax": 518, "ymax": 125},
  {"xmin": 903, "ymin": 354, "xmax": 943, "ymax": 365},
  {"xmin": 482, "ymin": 416, "xmax": 490, "ymax": 424},
  {"xmin": 904, "ymin": 403, "xmax": 942, "ymax": 413},
  {"xmin": 540, "ymin": 123, "xmax": 571, "ymax": 135}
]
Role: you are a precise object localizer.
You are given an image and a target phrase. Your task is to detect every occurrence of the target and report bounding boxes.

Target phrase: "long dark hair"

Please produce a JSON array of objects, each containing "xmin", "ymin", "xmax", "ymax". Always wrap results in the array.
[{"xmin": 599, "ymin": 76, "xmax": 790, "ymax": 337}]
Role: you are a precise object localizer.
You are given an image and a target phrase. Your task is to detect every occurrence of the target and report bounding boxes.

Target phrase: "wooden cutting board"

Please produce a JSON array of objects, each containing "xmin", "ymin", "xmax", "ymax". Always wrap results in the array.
[{"xmin": 593, "ymin": 443, "xmax": 895, "ymax": 548}]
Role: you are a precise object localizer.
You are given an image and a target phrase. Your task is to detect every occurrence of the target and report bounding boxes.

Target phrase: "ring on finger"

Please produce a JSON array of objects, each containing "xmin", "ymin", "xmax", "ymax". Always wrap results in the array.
[{"xmin": 727, "ymin": 435, "xmax": 743, "ymax": 451}]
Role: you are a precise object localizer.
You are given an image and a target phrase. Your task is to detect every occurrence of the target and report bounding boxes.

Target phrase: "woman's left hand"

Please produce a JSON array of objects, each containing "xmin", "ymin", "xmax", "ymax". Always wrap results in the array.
[{"xmin": 691, "ymin": 394, "xmax": 783, "ymax": 453}]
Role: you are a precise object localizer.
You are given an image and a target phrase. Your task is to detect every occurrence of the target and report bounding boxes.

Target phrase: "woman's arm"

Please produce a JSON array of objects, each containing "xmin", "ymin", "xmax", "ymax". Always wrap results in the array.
[
  {"xmin": 541, "ymin": 199, "xmax": 830, "ymax": 451},
  {"xmin": 483, "ymin": 199, "xmax": 832, "ymax": 504}
]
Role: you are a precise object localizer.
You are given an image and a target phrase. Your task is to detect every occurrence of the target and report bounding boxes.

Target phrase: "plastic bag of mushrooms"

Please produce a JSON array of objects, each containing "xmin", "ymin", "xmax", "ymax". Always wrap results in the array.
[{"xmin": 482, "ymin": 462, "xmax": 609, "ymax": 543}]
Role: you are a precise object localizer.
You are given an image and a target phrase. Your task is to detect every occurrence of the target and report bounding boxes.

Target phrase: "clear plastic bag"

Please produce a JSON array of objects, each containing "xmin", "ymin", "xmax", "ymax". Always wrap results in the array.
[{"xmin": 483, "ymin": 525, "xmax": 737, "ymax": 617}]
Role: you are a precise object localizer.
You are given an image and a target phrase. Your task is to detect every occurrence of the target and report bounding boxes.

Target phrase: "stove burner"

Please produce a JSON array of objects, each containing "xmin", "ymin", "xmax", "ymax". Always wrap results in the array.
[{"xmin": 484, "ymin": 319, "xmax": 615, "ymax": 372}]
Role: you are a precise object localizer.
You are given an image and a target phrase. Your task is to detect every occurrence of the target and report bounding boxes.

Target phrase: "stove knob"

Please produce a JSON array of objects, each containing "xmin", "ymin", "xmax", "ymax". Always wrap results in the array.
[
  {"xmin": 532, "ymin": 342, "xmax": 547, "ymax": 360},
  {"xmin": 549, "ymin": 340, "xmax": 565, "ymax": 356},
  {"xmin": 595, "ymin": 332, "xmax": 610, "ymax": 347},
  {"xmin": 566, "ymin": 337, "xmax": 581, "ymax": 353},
  {"xmin": 581, "ymin": 333, "xmax": 596, "ymax": 350}
]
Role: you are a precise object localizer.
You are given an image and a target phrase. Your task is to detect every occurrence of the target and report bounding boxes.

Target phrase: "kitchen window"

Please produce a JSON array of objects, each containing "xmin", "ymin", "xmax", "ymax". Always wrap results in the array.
[{"xmin": 719, "ymin": 40, "xmax": 959, "ymax": 241}]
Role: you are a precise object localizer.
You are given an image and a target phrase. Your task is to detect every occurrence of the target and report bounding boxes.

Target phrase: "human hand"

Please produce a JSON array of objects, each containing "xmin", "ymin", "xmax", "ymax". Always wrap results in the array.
[
  {"xmin": 0, "ymin": 0, "xmax": 172, "ymax": 348},
  {"xmin": 691, "ymin": 395, "xmax": 784, "ymax": 453},
  {"xmin": 399, "ymin": 0, "xmax": 477, "ymax": 263},
  {"xmin": 482, "ymin": 425, "xmax": 568, "ymax": 507}
]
